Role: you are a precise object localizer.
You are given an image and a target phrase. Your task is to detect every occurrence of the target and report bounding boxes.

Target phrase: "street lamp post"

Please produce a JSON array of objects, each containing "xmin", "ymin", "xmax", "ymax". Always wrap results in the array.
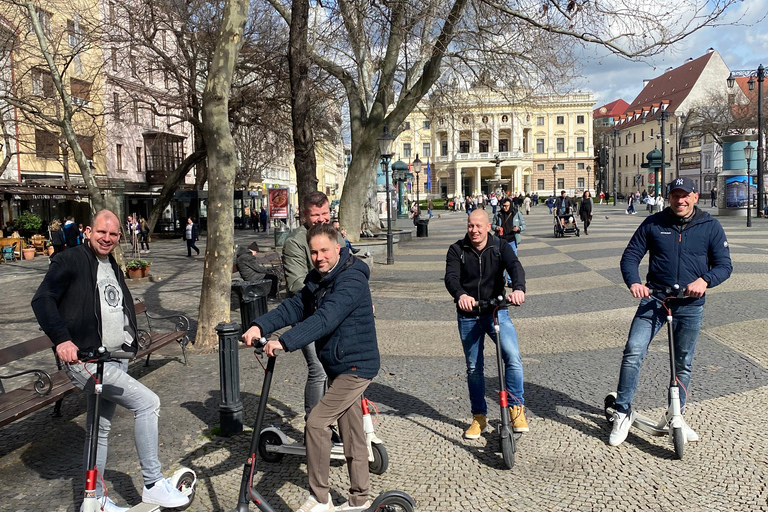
[
  {"xmin": 378, "ymin": 125, "xmax": 396, "ymax": 264},
  {"xmin": 729, "ymin": 65, "xmax": 765, "ymax": 216},
  {"xmin": 586, "ymin": 165, "xmax": 591, "ymax": 193},
  {"xmin": 412, "ymin": 153, "xmax": 422, "ymax": 218},
  {"xmin": 745, "ymin": 142, "xmax": 754, "ymax": 227},
  {"xmin": 461, "ymin": 169, "xmax": 466, "ymax": 199},
  {"xmin": 657, "ymin": 102, "xmax": 670, "ymax": 213},
  {"xmin": 612, "ymin": 128, "xmax": 619, "ymax": 206},
  {"xmin": 552, "ymin": 164, "xmax": 557, "ymax": 197}
]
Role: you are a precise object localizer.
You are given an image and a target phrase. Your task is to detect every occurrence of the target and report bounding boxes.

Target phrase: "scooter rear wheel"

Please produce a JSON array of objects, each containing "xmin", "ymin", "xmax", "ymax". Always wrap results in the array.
[
  {"xmin": 369, "ymin": 442, "xmax": 389, "ymax": 475},
  {"xmin": 604, "ymin": 393, "xmax": 617, "ymax": 423},
  {"xmin": 174, "ymin": 471, "xmax": 196, "ymax": 510},
  {"xmin": 500, "ymin": 434, "xmax": 515, "ymax": 469},
  {"xmin": 672, "ymin": 427, "xmax": 685, "ymax": 460},
  {"xmin": 376, "ymin": 494, "xmax": 415, "ymax": 512},
  {"xmin": 258, "ymin": 430, "xmax": 285, "ymax": 463}
]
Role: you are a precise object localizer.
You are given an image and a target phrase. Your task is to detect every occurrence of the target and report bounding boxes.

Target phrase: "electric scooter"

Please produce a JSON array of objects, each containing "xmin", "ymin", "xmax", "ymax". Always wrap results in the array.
[
  {"xmin": 258, "ymin": 393, "xmax": 388, "ymax": 474},
  {"xmin": 604, "ymin": 285, "xmax": 692, "ymax": 460},
  {"xmin": 231, "ymin": 338, "xmax": 415, "ymax": 512},
  {"xmin": 473, "ymin": 296, "xmax": 522, "ymax": 470},
  {"xmin": 78, "ymin": 347, "xmax": 197, "ymax": 512}
]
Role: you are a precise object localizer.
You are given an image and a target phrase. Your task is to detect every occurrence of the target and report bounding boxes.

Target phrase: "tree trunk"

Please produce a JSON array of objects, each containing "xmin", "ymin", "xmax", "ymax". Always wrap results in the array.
[
  {"xmin": 339, "ymin": 135, "xmax": 379, "ymax": 241},
  {"xmin": 195, "ymin": 0, "xmax": 249, "ymax": 352},
  {"xmin": 289, "ymin": 0, "xmax": 317, "ymax": 211}
]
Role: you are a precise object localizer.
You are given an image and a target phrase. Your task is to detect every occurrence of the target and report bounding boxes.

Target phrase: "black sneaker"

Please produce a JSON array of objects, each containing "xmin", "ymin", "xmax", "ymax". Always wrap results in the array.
[
  {"xmin": 330, "ymin": 425, "xmax": 343, "ymax": 445},
  {"xmin": 351, "ymin": 248, "xmax": 360, "ymax": 254}
]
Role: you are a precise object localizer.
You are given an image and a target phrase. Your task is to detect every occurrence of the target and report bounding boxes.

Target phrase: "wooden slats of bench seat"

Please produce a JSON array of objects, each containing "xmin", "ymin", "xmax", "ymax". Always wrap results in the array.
[
  {"xmin": 135, "ymin": 331, "xmax": 187, "ymax": 361},
  {"xmin": 0, "ymin": 336, "xmax": 55, "ymax": 366},
  {"xmin": 0, "ymin": 371, "xmax": 76, "ymax": 427}
]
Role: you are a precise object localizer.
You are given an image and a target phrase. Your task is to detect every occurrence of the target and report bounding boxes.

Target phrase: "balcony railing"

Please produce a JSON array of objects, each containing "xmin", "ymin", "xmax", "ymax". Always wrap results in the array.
[{"xmin": 434, "ymin": 151, "xmax": 530, "ymax": 163}]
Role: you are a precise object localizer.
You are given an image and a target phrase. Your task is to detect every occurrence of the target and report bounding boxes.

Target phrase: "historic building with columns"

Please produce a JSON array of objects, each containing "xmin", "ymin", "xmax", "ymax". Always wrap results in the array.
[{"xmin": 391, "ymin": 87, "xmax": 595, "ymax": 199}]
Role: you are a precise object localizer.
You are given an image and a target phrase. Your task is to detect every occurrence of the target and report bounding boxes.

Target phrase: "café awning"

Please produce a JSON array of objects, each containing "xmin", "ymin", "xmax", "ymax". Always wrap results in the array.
[{"xmin": 0, "ymin": 185, "xmax": 88, "ymax": 200}]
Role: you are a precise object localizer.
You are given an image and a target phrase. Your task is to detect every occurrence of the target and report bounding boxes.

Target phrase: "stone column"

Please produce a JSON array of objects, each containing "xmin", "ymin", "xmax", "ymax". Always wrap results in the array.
[
  {"xmin": 474, "ymin": 168, "xmax": 482, "ymax": 194},
  {"xmin": 491, "ymin": 115, "xmax": 499, "ymax": 153},
  {"xmin": 455, "ymin": 167, "xmax": 462, "ymax": 197}
]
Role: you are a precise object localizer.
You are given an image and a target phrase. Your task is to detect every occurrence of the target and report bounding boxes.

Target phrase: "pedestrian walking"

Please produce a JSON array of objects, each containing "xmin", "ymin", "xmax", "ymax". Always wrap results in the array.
[
  {"xmin": 445, "ymin": 209, "xmax": 528, "ymax": 439},
  {"xmin": 523, "ymin": 194, "xmax": 532, "ymax": 215},
  {"xmin": 609, "ymin": 177, "xmax": 732, "ymax": 447},
  {"xmin": 251, "ymin": 209, "xmax": 259, "ymax": 232},
  {"xmin": 184, "ymin": 217, "xmax": 200, "ymax": 257},
  {"xmin": 48, "ymin": 219, "xmax": 66, "ymax": 256},
  {"xmin": 580, "ymin": 191, "xmax": 593, "ymax": 235},
  {"xmin": 139, "ymin": 216, "xmax": 150, "ymax": 252},
  {"xmin": 260, "ymin": 206, "xmax": 268, "ymax": 232},
  {"xmin": 490, "ymin": 194, "xmax": 498, "ymax": 214},
  {"xmin": 626, "ymin": 194, "xmax": 636, "ymax": 214},
  {"xmin": 710, "ymin": 186, "xmax": 717, "ymax": 207},
  {"xmin": 427, "ymin": 198, "xmax": 434, "ymax": 219},
  {"xmin": 64, "ymin": 216, "xmax": 79, "ymax": 248},
  {"xmin": 546, "ymin": 195, "xmax": 555, "ymax": 214},
  {"xmin": 492, "ymin": 198, "xmax": 525, "ymax": 257},
  {"xmin": 599, "ymin": 191, "xmax": 605, "ymax": 204}
]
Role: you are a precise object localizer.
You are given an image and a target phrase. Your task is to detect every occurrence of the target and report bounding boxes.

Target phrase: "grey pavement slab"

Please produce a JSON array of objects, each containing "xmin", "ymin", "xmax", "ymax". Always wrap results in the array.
[{"xmin": 1, "ymin": 206, "xmax": 767, "ymax": 511}]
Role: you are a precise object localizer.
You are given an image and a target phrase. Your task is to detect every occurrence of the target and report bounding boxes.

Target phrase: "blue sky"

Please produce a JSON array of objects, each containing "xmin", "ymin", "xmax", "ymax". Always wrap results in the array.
[{"xmin": 577, "ymin": 1, "xmax": 768, "ymax": 107}]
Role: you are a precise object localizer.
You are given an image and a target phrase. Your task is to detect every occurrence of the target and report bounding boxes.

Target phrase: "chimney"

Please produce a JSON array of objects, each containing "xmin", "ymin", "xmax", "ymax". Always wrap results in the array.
[
  {"xmin": 706, "ymin": 47, "xmax": 715, "ymax": 54},
  {"xmin": 665, "ymin": 67, "xmax": 674, "ymax": 72},
  {"xmin": 643, "ymin": 79, "xmax": 650, "ymax": 88}
]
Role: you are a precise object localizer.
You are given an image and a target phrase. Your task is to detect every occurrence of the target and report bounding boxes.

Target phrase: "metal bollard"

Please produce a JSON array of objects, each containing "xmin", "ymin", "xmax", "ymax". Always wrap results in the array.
[{"xmin": 216, "ymin": 322, "xmax": 243, "ymax": 436}]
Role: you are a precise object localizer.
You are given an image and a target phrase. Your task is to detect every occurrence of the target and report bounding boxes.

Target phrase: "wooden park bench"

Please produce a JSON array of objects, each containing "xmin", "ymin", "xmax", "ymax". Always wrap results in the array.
[{"xmin": 0, "ymin": 300, "xmax": 191, "ymax": 428}]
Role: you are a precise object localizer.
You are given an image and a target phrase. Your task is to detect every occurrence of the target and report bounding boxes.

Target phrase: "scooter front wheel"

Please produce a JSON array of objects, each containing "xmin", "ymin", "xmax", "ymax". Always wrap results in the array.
[
  {"xmin": 672, "ymin": 427, "xmax": 685, "ymax": 460},
  {"xmin": 500, "ymin": 434, "xmax": 515, "ymax": 469},
  {"xmin": 604, "ymin": 392, "xmax": 617, "ymax": 423},
  {"xmin": 258, "ymin": 430, "xmax": 285, "ymax": 463},
  {"xmin": 369, "ymin": 442, "xmax": 389, "ymax": 475},
  {"xmin": 370, "ymin": 493, "xmax": 415, "ymax": 512},
  {"xmin": 173, "ymin": 470, "xmax": 196, "ymax": 510}
]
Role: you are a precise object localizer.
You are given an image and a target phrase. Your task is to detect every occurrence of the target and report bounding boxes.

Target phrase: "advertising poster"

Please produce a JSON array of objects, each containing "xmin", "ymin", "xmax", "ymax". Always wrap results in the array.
[
  {"xmin": 268, "ymin": 188, "xmax": 289, "ymax": 218},
  {"xmin": 725, "ymin": 175, "xmax": 756, "ymax": 208}
]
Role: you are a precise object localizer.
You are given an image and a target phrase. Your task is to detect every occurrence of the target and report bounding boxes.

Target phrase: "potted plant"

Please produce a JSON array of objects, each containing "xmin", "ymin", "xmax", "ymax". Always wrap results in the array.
[
  {"xmin": 22, "ymin": 240, "xmax": 36, "ymax": 260},
  {"xmin": 45, "ymin": 241, "xmax": 54, "ymax": 256},
  {"xmin": 125, "ymin": 259, "xmax": 144, "ymax": 279},
  {"xmin": 139, "ymin": 259, "xmax": 151, "ymax": 278},
  {"xmin": 13, "ymin": 211, "xmax": 43, "ymax": 239}
]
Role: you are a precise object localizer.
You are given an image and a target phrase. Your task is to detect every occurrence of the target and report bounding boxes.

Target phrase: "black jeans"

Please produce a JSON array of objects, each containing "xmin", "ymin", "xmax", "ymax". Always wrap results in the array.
[{"xmin": 186, "ymin": 239, "xmax": 199, "ymax": 256}]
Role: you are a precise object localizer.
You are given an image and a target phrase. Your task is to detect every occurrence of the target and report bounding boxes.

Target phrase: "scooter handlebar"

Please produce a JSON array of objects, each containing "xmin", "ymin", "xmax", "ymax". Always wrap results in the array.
[
  {"xmin": 473, "ymin": 295, "xmax": 520, "ymax": 310},
  {"xmin": 647, "ymin": 284, "xmax": 687, "ymax": 299},
  {"xmin": 77, "ymin": 347, "xmax": 136, "ymax": 362}
]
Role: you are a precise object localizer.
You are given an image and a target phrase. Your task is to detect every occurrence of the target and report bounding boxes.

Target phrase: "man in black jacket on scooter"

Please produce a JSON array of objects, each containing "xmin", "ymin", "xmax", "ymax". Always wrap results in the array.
[
  {"xmin": 609, "ymin": 177, "xmax": 732, "ymax": 447},
  {"xmin": 243, "ymin": 223, "xmax": 379, "ymax": 512},
  {"xmin": 444, "ymin": 209, "xmax": 528, "ymax": 439}
]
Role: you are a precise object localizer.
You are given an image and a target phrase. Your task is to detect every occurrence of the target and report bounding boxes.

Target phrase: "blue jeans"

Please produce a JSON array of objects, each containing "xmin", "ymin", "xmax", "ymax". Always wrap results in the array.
[
  {"xmin": 615, "ymin": 298, "xmax": 703, "ymax": 413},
  {"xmin": 66, "ymin": 360, "xmax": 163, "ymax": 496},
  {"xmin": 301, "ymin": 342, "xmax": 328, "ymax": 419},
  {"xmin": 503, "ymin": 240, "xmax": 517, "ymax": 285},
  {"xmin": 457, "ymin": 310, "xmax": 524, "ymax": 415}
]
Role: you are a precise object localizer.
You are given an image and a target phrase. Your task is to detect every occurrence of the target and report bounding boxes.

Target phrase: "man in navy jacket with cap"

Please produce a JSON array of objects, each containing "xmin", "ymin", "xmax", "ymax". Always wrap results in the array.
[{"xmin": 609, "ymin": 177, "xmax": 732, "ymax": 447}]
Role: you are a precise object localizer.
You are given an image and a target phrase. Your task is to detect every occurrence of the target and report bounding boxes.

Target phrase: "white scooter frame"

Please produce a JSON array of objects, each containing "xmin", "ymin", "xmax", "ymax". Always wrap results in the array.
[
  {"xmin": 258, "ymin": 395, "xmax": 389, "ymax": 475},
  {"xmin": 604, "ymin": 285, "xmax": 692, "ymax": 459},
  {"xmin": 80, "ymin": 348, "xmax": 197, "ymax": 512}
]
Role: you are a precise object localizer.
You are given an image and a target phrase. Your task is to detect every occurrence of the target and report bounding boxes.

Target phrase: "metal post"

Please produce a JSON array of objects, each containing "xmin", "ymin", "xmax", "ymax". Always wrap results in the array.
[
  {"xmin": 747, "ymin": 156, "xmax": 753, "ymax": 227},
  {"xmin": 416, "ymin": 171, "xmax": 420, "ymax": 216},
  {"xmin": 384, "ymin": 158, "xmax": 393, "ymax": 265},
  {"xmin": 612, "ymin": 130, "xmax": 617, "ymax": 206},
  {"xmin": 758, "ymin": 64, "xmax": 764, "ymax": 216},
  {"xmin": 660, "ymin": 112, "xmax": 666, "ymax": 213},
  {"xmin": 216, "ymin": 322, "xmax": 243, "ymax": 436}
]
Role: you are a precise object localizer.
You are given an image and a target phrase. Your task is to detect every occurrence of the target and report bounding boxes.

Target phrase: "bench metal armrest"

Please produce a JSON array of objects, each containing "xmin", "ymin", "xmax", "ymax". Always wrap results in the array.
[
  {"xmin": 0, "ymin": 369, "xmax": 53, "ymax": 396},
  {"xmin": 144, "ymin": 313, "xmax": 191, "ymax": 338}
]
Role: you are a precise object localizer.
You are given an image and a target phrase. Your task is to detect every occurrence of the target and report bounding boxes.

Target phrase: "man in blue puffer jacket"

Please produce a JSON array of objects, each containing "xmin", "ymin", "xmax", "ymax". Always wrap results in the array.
[
  {"xmin": 609, "ymin": 177, "xmax": 732, "ymax": 447},
  {"xmin": 242, "ymin": 223, "xmax": 379, "ymax": 512}
]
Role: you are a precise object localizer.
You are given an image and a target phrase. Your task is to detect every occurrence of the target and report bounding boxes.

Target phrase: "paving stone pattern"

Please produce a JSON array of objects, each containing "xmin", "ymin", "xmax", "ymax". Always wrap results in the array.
[{"xmin": 1, "ymin": 204, "xmax": 767, "ymax": 511}]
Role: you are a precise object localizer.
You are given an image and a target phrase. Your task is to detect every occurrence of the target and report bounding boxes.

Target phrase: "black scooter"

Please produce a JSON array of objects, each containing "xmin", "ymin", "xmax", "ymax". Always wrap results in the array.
[{"xmin": 230, "ymin": 338, "xmax": 415, "ymax": 512}]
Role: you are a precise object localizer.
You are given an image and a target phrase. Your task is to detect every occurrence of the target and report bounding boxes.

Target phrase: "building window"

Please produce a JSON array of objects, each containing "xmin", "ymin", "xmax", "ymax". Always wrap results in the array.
[
  {"xmin": 501, "ymin": 115, "xmax": 508, "ymax": 123},
  {"xmin": 116, "ymin": 144, "xmax": 123, "ymax": 170},
  {"xmin": 556, "ymin": 138, "xmax": 565, "ymax": 153},
  {"xmin": 151, "ymin": 107, "xmax": 156, "ymax": 126},
  {"xmin": 536, "ymin": 139, "xmax": 545, "ymax": 153},
  {"xmin": 576, "ymin": 137, "xmax": 585, "ymax": 152},
  {"xmin": 633, "ymin": 133, "xmax": 636, "ymax": 143},
  {"xmin": 481, "ymin": 116, "xmax": 488, "ymax": 124},
  {"xmin": 422, "ymin": 120, "xmax": 430, "ymax": 130},
  {"xmin": 459, "ymin": 140, "xmax": 470, "ymax": 153},
  {"xmin": 650, "ymin": 128, "xmax": 654, "ymax": 137},
  {"xmin": 577, "ymin": 115, "xmax": 585, "ymax": 124},
  {"xmin": 578, "ymin": 177, "xmax": 585, "ymax": 188},
  {"xmin": 133, "ymin": 99, "xmax": 139, "ymax": 123},
  {"xmin": 577, "ymin": 162, "xmax": 585, "ymax": 170},
  {"xmin": 32, "ymin": 68, "xmax": 54, "ymax": 97},
  {"xmin": 537, "ymin": 164, "xmax": 544, "ymax": 171},
  {"xmin": 70, "ymin": 79, "xmax": 90, "ymax": 107},
  {"xmin": 404, "ymin": 121, "xmax": 410, "ymax": 130},
  {"xmin": 403, "ymin": 143, "xmax": 411, "ymax": 158},
  {"xmin": 35, "ymin": 130, "xmax": 58, "ymax": 159},
  {"xmin": 109, "ymin": 1, "xmax": 116, "ymax": 24},
  {"xmin": 557, "ymin": 178, "xmax": 565, "ymax": 189},
  {"xmin": 537, "ymin": 179, "xmax": 545, "ymax": 189},
  {"xmin": 111, "ymin": 48, "xmax": 118, "ymax": 71},
  {"xmin": 130, "ymin": 55, "xmax": 138, "ymax": 77},
  {"xmin": 422, "ymin": 143, "xmax": 431, "ymax": 158},
  {"xmin": 557, "ymin": 163, "xmax": 565, "ymax": 170},
  {"xmin": 161, "ymin": 30, "xmax": 167, "ymax": 49},
  {"xmin": 67, "ymin": 19, "xmax": 80, "ymax": 47},
  {"xmin": 556, "ymin": 116, "xmax": 564, "ymax": 125},
  {"xmin": 642, "ymin": 131, "xmax": 645, "ymax": 141},
  {"xmin": 625, "ymin": 155, "xmax": 628, "ymax": 166},
  {"xmin": 34, "ymin": 9, "xmax": 52, "ymax": 35},
  {"xmin": 113, "ymin": 93, "xmax": 120, "ymax": 120},
  {"xmin": 136, "ymin": 147, "xmax": 142, "ymax": 172},
  {"xmin": 441, "ymin": 140, "xmax": 448, "ymax": 156},
  {"xmin": 499, "ymin": 139, "xmax": 508, "ymax": 152},
  {"xmin": 76, "ymin": 135, "xmax": 94, "ymax": 160},
  {"xmin": 479, "ymin": 140, "xmax": 489, "ymax": 152},
  {"xmin": 633, "ymin": 154, "xmax": 636, "ymax": 165},
  {"xmin": 536, "ymin": 116, "xmax": 545, "ymax": 126}
]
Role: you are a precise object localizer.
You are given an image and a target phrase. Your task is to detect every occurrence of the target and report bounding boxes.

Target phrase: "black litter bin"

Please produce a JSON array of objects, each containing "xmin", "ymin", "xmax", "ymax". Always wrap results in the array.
[
  {"xmin": 231, "ymin": 279, "xmax": 271, "ymax": 328},
  {"xmin": 416, "ymin": 218, "xmax": 429, "ymax": 237}
]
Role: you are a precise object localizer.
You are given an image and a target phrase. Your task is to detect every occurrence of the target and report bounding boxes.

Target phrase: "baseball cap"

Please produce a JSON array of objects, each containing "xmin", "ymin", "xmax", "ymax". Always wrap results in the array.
[
  {"xmin": 248, "ymin": 242, "xmax": 260, "ymax": 252},
  {"xmin": 668, "ymin": 177, "xmax": 696, "ymax": 194}
]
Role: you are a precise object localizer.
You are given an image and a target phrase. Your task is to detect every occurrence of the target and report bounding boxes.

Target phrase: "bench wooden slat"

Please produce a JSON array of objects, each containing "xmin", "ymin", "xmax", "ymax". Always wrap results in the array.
[
  {"xmin": 135, "ymin": 331, "xmax": 185, "ymax": 360},
  {"xmin": 0, "ymin": 372, "xmax": 76, "ymax": 427},
  {"xmin": 0, "ymin": 336, "xmax": 54, "ymax": 366}
]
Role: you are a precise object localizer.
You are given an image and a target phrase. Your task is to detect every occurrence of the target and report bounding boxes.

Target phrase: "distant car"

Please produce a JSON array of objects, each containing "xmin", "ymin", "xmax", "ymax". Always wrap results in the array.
[{"xmin": 616, "ymin": 192, "xmax": 626, "ymax": 200}]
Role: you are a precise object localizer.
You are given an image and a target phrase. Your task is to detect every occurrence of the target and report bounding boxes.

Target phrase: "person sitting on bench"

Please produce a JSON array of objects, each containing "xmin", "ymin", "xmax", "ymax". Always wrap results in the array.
[{"xmin": 236, "ymin": 241, "xmax": 279, "ymax": 299}]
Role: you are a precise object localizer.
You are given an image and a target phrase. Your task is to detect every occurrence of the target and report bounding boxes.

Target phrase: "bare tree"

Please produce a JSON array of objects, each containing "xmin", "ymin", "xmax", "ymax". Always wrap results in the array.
[
  {"xmin": 195, "ymin": 0, "xmax": 250, "ymax": 351},
  {"xmin": 689, "ymin": 89, "xmax": 760, "ymax": 142},
  {"xmin": 266, "ymin": 0, "xmax": 739, "ymax": 240}
]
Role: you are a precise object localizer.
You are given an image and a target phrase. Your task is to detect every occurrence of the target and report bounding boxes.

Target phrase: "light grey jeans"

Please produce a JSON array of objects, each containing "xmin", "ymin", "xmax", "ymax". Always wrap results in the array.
[{"xmin": 66, "ymin": 360, "xmax": 163, "ymax": 496}]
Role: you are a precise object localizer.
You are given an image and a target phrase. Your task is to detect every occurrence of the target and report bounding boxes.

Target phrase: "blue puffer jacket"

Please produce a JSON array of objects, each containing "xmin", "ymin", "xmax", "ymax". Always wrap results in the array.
[
  {"xmin": 620, "ymin": 207, "xmax": 732, "ymax": 305},
  {"xmin": 253, "ymin": 247, "xmax": 380, "ymax": 380}
]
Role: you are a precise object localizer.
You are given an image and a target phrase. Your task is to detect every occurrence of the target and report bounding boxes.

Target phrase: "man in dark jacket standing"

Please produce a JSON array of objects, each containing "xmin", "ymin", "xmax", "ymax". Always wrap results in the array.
[
  {"xmin": 243, "ymin": 223, "xmax": 379, "ymax": 512},
  {"xmin": 445, "ymin": 209, "xmax": 528, "ymax": 439},
  {"xmin": 609, "ymin": 178, "xmax": 732, "ymax": 447},
  {"xmin": 31, "ymin": 210, "xmax": 189, "ymax": 512}
]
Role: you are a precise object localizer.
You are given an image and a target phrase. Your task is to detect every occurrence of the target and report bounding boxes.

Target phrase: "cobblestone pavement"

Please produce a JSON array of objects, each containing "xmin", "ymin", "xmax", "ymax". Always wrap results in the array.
[{"xmin": 1, "ymin": 204, "xmax": 767, "ymax": 511}]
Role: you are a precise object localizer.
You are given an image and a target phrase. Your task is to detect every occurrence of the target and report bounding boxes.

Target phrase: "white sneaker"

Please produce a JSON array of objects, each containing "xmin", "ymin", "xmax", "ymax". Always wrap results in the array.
[
  {"xmin": 336, "ymin": 500, "xmax": 371, "ymax": 511},
  {"xmin": 142, "ymin": 477, "xmax": 190, "ymax": 508},
  {"xmin": 609, "ymin": 409, "xmax": 635, "ymax": 446},
  {"xmin": 80, "ymin": 496, "xmax": 129, "ymax": 512},
  {"xmin": 296, "ymin": 494, "xmax": 334, "ymax": 512}
]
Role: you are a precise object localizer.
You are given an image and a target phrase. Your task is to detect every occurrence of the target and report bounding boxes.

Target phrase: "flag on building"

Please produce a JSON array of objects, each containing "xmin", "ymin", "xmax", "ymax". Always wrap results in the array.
[{"xmin": 426, "ymin": 159, "xmax": 431, "ymax": 190}]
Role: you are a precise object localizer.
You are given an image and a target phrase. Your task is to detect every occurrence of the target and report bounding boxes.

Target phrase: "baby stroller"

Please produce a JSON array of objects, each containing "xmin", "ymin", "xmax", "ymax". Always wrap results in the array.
[{"xmin": 553, "ymin": 207, "xmax": 579, "ymax": 238}]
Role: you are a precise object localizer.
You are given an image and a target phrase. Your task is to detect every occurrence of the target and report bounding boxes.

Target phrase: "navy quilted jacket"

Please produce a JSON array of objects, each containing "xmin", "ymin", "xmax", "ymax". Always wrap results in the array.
[{"xmin": 253, "ymin": 247, "xmax": 380, "ymax": 379}]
